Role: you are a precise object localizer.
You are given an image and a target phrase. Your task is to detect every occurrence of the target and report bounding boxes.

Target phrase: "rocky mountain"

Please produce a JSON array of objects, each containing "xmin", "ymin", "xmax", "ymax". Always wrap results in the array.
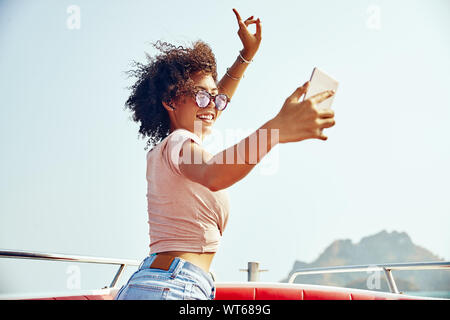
[{"xmin": 280, "ymin": 230, "xmax": 449, "ymax": 292}]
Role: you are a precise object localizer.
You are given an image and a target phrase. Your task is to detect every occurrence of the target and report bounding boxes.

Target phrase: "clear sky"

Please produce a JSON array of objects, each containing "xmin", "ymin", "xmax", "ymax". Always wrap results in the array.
[{"xmin": 1, "ymin": 0, "xmax": 449, "ymax": 294}]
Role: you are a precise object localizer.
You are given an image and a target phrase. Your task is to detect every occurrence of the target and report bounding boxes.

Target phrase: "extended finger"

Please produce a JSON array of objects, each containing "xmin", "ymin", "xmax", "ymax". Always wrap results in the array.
[
  {"xmin": 309, "ymin": 90, "xmax": 335, "ymax": 104},
  {"xmin": 233, "ymin": 8, "xmax": 242, "ymax": 21},
  {"xmin": 288, "ymin": 81, "xmax": 310, "ymax": 102},
  {"xmin": 233, "ymin": 8, "xmax": 245, "ymax": 27}
]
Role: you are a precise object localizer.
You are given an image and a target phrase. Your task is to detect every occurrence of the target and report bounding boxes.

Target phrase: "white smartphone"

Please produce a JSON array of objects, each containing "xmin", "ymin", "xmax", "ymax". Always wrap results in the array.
[{"xmin": 303, "ymin": 67, "xmax": 339, "ymax": 110}]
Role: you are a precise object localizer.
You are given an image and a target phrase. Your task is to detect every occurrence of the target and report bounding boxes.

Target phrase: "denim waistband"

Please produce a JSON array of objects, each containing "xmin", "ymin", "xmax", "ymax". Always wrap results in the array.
[{"xmin": 138, "ymin": 254, "xmax": 215, "ymax": 290}]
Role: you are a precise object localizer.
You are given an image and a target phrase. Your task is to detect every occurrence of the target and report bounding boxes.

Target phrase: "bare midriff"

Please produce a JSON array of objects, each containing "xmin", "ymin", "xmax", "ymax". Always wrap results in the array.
[{"xmin": 157, "ymin": 251, "xmax": 215, "ymax": 274}]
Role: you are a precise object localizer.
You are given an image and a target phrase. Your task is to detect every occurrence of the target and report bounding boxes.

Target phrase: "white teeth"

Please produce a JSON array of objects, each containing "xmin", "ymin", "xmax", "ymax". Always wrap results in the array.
[{"xmin": 197, "ymin": 114, "xmax": 213, "ymax": 120}]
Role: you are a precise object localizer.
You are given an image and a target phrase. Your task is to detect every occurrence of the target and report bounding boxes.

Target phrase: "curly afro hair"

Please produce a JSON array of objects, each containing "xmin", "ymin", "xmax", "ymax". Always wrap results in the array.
[{"xmin": 124, "ymin": 40, "xmax": 218, "ymax": 150}]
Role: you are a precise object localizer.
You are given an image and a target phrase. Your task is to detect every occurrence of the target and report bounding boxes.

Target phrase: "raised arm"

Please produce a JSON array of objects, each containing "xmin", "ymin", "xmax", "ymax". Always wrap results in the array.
[{"xmin": 217, "ymin": 8, "xmax": 262, "ymax": 100}]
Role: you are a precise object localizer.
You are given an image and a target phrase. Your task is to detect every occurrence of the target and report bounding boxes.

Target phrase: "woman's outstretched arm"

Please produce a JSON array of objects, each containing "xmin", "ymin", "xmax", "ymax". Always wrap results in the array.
[
  {"xmin": 217, "ymin": 8, "xmax": 262, "ymax": 101},
  {"xmin": 179, "ymin": 83, "xmax": 336, "ymax": 191}
]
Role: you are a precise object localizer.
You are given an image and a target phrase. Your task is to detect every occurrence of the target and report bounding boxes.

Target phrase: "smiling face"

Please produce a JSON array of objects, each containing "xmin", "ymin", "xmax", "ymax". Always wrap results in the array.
[{"xmin": 163, "ymin": 71, "xmax": 223, "ymax": 140}]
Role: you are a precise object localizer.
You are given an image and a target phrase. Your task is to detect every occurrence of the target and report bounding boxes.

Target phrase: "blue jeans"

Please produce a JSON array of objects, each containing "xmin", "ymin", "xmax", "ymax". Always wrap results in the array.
[{"xmin": 114, "ymin": 254, "xmax": 216, "ymax": 300}]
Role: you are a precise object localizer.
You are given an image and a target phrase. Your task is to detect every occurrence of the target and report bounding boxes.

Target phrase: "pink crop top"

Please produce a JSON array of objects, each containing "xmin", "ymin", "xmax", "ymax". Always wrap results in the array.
[{"xmin": 146, "ymin": 128, "xmax": 230, "ymax": 254}]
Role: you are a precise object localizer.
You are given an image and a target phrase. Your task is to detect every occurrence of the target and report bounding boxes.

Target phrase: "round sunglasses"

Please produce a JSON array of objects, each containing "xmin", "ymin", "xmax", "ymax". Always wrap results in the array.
[{"xmin": 194, "ymin": 90, "xmax": 229, "ymax": 111}]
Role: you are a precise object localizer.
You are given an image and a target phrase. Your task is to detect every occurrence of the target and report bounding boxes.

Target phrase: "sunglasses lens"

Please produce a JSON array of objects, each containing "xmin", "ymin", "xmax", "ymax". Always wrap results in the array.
[
  {"xmin": 195, "ymin": 91, "xmax": 210, "ymax": 108},
  {"xmin": 215, "ymin": 94, "xmax": 228, "ymax": 111}
]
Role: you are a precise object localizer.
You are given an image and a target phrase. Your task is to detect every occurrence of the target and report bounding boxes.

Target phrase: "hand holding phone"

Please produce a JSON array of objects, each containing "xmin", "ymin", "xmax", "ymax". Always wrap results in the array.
[
  {"xmin": 304, "ymin": 67, "xmax": 339, "ymax": 110},
  {"xmin": 271, "ymin": 78, "xmax": 336, "ymax": 143}
]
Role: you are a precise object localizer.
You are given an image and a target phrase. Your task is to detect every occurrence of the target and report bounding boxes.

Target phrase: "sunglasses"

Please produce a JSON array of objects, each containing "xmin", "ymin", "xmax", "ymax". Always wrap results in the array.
[{"xmin": 194, "ymin": 90, "xmax": 229, "ymax": 111}]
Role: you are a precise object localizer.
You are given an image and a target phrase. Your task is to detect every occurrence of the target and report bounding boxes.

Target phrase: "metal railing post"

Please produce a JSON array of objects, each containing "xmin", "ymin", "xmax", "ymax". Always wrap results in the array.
[
  {"xmin": 383, "ymin": 268, "xmax": 399, "ymax": 294},
  {"xmin": 239, "ymin": 262, "xmax": 269, "ymax": 282},
  {"xmin": 110, "ymin": 264, "xmax": 126, "ymax": 288}
]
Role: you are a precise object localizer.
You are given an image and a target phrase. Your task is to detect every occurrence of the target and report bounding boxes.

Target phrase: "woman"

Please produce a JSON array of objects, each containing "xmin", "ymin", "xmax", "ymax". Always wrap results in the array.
[{"xmin": 115, "ymin": 8, "xmax": 335, "ymax": 300}]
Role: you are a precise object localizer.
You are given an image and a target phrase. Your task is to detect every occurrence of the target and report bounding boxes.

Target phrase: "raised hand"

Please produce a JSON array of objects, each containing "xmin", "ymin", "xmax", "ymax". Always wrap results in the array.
[{"xmin": 232, "ymin": 8, "xmax": 262, "ymax": 61}]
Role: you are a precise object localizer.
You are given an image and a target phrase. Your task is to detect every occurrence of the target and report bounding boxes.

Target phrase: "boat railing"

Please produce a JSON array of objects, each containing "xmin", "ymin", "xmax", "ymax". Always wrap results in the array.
[
  {"xmin": 0, "ymin": 249, "xmax": 140, "ymax": 288},
  {"xmin": 2, "ymin": 249, "xmax": 449, "ymax": 295},
  {"xmin": 288, "ymin": 261, "xmax": 450, "ymax": 294}
]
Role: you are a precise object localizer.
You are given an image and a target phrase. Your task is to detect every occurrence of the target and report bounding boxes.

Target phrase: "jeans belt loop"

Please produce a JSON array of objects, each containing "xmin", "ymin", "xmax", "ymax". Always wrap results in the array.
[{"xmin": 170, "ymin": 258, "xmax": 184, "ymax": 279}]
